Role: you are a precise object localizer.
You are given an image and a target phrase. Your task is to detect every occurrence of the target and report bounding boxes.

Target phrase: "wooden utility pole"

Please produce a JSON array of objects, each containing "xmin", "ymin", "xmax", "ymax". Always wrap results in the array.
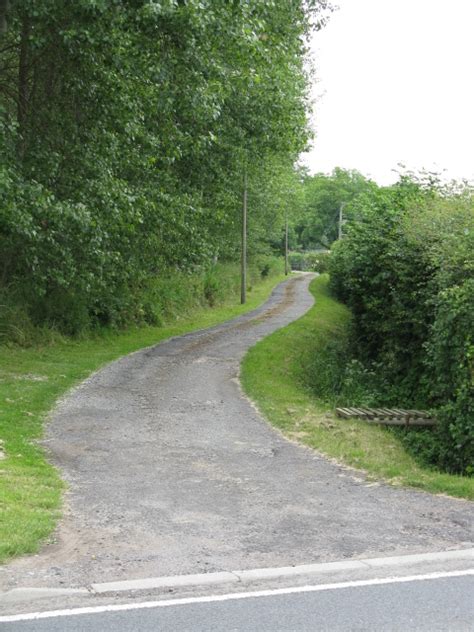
[
  {"xmin": 284, "ymin": 214, "xmax": 289, "ymax": 275},
  {"xmin": 241, "ymin": 170, "xmax": 247, "ymax": 304}
]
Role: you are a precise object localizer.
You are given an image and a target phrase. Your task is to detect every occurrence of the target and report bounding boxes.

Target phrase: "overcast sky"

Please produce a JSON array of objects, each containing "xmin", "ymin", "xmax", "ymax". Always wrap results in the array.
[{"xmin": 301, "ymin": 0, "xmax": 474, "ymax": 184}]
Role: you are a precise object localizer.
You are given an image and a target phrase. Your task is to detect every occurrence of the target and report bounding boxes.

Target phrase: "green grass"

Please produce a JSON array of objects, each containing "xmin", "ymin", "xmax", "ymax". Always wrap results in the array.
[
  {"xmin": 0, "ymin": 270, "xmax": 288, "ymax": 563},
  {"xmin": 241, "ymin": 275, "xmax": 474, "ymax": 501}
]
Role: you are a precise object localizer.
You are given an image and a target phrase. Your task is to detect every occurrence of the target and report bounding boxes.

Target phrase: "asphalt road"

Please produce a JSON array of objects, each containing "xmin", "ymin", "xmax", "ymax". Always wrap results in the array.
[
  {"xmin": 0, "ymin": 273, "xmax": 473, "ymax": 607},
  {"xmin": 2, "ymin": 573, "xmax": 473, "ymax": 631}
]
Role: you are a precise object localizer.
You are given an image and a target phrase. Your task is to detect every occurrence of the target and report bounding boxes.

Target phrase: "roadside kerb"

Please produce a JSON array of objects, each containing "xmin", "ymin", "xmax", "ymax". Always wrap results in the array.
[
  {"xmin": 90, "ymin": 571, "xmax": 238, "ymax": 594},
  {"xmin": 89, "ymin": 548, "xmax": 474, "ymax": 594},
  {"xmin": 0, "ymin": 548, "xmax": 472, "ymax": 607}
]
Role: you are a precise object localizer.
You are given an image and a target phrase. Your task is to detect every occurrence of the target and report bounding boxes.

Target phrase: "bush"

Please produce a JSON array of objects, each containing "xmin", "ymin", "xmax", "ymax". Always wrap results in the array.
[
  {"xmin": 328, "ymin": 180, "xmax": 474, "ymax": 475},
  {"xmin": 426, "ymin": 280, "xmax": 474, "ymax": 474},
  {"xmin": 0, "ymin": 259, "xmax": 284, "ymax": 346},
  {"xmin": 289, "ymin": 250, "xmax": 330, "ymax": 273},
  {"xmin": 253, "ymin": 254, "xmax": 284, "ymax": 279}
]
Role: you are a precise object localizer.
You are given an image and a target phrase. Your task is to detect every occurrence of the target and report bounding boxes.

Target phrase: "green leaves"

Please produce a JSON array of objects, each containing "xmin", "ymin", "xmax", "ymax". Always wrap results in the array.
[
  {"xmin": 329, "ymin": 177, "xmax": 474, "ymax": 475},
  {"xmin": 0, "ymin": 0, "xmax": 329, "ymax": 333},
  {"xmin": 296, "ymin": 168, "xmax": 376, "ymax": 249}
]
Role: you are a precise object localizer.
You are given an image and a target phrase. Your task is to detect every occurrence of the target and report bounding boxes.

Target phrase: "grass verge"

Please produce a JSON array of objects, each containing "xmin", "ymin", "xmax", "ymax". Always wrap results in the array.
[
  {"xmin": 0, "ymin": 270, "xmax": 288, "ymax": 563},
  {"xmin": 241, "ymin": 275, "xmax": 474, "ymax": 501}
]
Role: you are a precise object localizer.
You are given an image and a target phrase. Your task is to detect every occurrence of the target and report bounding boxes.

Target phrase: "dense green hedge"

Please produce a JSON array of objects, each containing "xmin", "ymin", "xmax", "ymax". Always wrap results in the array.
[{"xmin": 329, "ymin": 180, "xmax": 474, "ymax": 475}]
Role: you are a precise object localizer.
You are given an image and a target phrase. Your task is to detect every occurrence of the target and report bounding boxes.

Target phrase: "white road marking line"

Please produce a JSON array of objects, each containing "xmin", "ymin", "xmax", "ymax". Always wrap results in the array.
[{"xmin": 1, "ymin": 569, "xmax": 473, "ymax": 623}]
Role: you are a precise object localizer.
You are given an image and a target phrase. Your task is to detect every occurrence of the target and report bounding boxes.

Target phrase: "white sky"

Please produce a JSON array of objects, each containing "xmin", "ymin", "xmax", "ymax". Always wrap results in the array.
[{"xmin": 301, "ymin": 0, "xmax": 474, "ymax": 184}]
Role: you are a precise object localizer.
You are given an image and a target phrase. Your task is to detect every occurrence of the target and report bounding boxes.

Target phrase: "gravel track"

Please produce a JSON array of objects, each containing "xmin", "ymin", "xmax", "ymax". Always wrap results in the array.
[{"xmin": 1, "ymin": 273, "xmax": 472, "ymax": 593}]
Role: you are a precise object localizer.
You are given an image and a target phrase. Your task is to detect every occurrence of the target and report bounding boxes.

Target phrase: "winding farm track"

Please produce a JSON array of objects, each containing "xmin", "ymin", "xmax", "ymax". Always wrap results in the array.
[{"xmin": 1, "ymin": 274, "xmax": 473, "ymax": 593}]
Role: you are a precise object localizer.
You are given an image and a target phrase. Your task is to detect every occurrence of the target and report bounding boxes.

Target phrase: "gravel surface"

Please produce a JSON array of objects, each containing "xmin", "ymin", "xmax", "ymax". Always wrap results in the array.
[{"xmin": 1, "ymin": 274, "xmax": 472, "ymax": 593}]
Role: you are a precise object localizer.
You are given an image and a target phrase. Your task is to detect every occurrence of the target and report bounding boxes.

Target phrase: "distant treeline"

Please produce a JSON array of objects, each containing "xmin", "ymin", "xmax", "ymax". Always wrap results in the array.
[{"xmin": 0, "ymin": 0, "xmax": 330, "ymax": 336}]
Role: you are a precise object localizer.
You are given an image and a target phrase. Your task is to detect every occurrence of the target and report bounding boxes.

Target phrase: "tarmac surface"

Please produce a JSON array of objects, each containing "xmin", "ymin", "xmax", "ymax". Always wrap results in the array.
[
  {"xmin": 1, "ymin": 273, "xmax": 472, "ymax": 600},
  {"xmin": 3, "ymin": 573, "xmax": 473, "ymax": 631}
]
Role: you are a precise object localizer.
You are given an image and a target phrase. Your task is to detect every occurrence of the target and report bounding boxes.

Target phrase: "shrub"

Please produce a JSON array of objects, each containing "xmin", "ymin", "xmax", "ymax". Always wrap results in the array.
[
  {"xmin": 0, "ymin": 259, "xmax": 284, "ymax": 346},
  {"xmin": 328, "ymin": 180, "xmax": 474, "ymax": 475},
  {"xmin": 289, "ymin": 250, "xmax": 330, "ymax": 273},
  {"xmin": 252, "ymin": 255, "xmax": 284, "ymax": 280}
]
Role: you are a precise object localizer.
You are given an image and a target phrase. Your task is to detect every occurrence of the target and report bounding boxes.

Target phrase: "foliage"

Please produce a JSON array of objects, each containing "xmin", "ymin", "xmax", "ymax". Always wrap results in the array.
[
  {"xmin": 0, "ymin": 257, "xmax": 283, "ymax": 346},
  {"xmin": 0, "ymin": 0, "xmax": 330, "ymax": 336},
  {"xmin": 329, "ymin": 176, "xmax": 474, "ymax": 475},
  {"xmin": 288, "ymin": 250, "xmax": 330, "ymax": 272},
  {"xmin": 241, "ymin": 275, "xmax": 474, "ymax": 499},
  {"xmin": 294, "ymin": 168, "xmax": 376, "ymax": 249}
]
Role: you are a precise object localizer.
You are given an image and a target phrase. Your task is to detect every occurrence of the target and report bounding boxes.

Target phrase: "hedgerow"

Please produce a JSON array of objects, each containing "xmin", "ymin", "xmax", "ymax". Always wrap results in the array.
[{"xmin": 329, "ymin": 178, "xmax": 474, "ymax": 475}]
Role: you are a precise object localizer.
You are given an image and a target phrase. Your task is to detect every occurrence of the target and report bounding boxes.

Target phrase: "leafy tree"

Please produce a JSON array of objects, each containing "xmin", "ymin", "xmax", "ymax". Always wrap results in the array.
[
  {"xmin": 295, "ymin": 168, "xmax": 375, "ymax": 249},
  {"xmin": 0, "ymin": 0, "xmax": 332, "ymax": 332}
]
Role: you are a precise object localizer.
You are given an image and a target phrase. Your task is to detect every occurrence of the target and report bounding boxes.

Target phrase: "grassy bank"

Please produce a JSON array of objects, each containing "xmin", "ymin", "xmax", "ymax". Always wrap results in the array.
[
  {"xmin": 0, "ymin": 264, "xmax": 287, "ymax": 563},
  {"xmin": 241, "ymin": 275, "xmax": 474, "ymax": 500}
]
